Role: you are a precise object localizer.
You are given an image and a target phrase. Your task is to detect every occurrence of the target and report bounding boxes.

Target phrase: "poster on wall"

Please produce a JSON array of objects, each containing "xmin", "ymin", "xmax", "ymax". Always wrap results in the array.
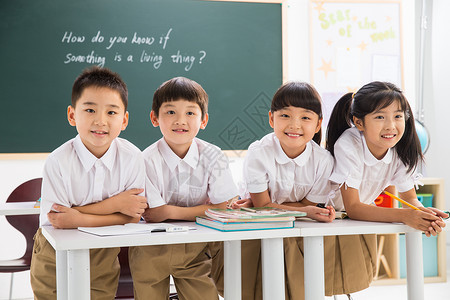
[{"xmin": 309, "ymin": 0, "xmax": 403, "ymax": 125}]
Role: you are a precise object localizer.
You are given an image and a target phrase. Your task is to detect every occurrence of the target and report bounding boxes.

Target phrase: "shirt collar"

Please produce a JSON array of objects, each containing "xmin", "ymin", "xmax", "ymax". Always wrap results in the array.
[
  {"xmin": 361, "ymin": 132, "xmax": 393, "ymax": 166},
  {"xmin": 273, "ymin": 134, "xmax": 312, "ymax": 166},
  {"xmin": 159, "ymin": 138, "xmax": 199, "ymax": 171},
  {"xmin": 73, "ymin": 135, "xmax": 116, "ymax": 172}
]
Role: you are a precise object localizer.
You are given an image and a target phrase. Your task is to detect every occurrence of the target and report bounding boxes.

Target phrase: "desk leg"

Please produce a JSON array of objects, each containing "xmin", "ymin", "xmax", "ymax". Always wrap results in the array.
[
  {"xmin": 224, "ymin": 240, "xmax": 241, "ymax": 300},
  {"xmin": 303, "ymin": 236, "xmax": 324, "ymax": 300},
  {"xmin": 405, "ymin": 232, "xmax": 424, "ymax": 300},
  {"xmin": 67, "ymin": 249, "xmax": 90, "ymax": 300},
  {"xmin": 56, "ymin": 250, "xmax": 67, "ymax": 300},
  {"xmin": 261, "ymin": 238, "xmax": 285, "ymax": 300}
]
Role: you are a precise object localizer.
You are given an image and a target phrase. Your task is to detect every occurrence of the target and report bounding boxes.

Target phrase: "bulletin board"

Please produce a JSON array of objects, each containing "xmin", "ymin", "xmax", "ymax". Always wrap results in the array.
[{"xmin": 309, "ymin": 0, "xmax": 403, "ymax": 124}]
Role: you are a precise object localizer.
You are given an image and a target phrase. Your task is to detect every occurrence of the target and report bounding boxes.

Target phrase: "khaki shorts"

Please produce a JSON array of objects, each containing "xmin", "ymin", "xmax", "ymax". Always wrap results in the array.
[{"xmin": 129, "ymin": 243, "xmax": 218, "ymax": 300}]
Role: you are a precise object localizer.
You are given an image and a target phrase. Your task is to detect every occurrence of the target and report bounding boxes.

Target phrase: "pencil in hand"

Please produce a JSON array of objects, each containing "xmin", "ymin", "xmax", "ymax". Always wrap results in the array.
[{"xmin": 383, "ymin": 190, "xmax": 420, "ymax": 211}]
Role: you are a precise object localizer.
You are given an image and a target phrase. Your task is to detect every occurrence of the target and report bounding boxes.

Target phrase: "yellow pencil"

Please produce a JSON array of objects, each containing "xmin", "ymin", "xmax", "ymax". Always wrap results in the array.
[{"xmin": 383, "ymin": 190, "xmax": 421, "ymax": 211}]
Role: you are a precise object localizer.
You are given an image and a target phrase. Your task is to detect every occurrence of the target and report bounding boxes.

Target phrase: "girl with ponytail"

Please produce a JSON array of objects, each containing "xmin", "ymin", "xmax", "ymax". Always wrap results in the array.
[
  {"xmin": 324, "ymin": 82, "xmax": 447, "ymax": 297},
  {"xmin": 327, "ymin": 81, "xmax": 446, "ymax": 230}
]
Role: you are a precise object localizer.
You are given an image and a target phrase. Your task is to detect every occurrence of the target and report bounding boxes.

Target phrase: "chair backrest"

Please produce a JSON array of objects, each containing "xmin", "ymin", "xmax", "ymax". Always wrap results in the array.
[
  {"xmin": 5, "ymin": 178, "xmax": 42, "ymax": 263},
  {"xmin": 116, "ymin": 247, "xmax": 134, "ymax": 298}
]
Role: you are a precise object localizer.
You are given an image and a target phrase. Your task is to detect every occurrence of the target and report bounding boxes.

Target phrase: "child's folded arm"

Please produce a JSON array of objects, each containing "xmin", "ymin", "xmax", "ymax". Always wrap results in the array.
[
  {"xmin": 250, "ymin": 191, "xmax": 334, "ymax": 222},
  {"xmin": 48, "ymin": 204, "xmax": 140, "ymax": 229},
  {"xmin": 73, "ymin": 188, "xmax": 147, "ymax": 217},
  {"xmin": 143, "ymin": 201, "xmax": 227, "ymax": 223},
  {"xmin": 342, "ymin": 185, "xmax": 442, "ymax": 236},
  {"xmin": 283, "ymin": 198, "xmax": 311, "ymax": 208}
]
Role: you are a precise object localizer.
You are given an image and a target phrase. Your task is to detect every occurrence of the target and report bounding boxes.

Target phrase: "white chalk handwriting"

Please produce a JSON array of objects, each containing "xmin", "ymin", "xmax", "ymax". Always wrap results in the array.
[{"xmin": 60, "ymin": 28, "xmax": 206, "ymax": 71}]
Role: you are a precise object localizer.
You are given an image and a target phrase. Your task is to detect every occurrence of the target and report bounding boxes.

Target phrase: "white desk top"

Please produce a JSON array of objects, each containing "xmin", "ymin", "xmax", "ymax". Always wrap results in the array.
[
  {"xmin": 295, "ymin": 218, "xmax": 450, "ymax": 237},
  {"xmin": 41, "ymin": 222, "xmax": 301, "ymax": 251},
  {"xmin": 0, "ymin": 202, "xmax": 40, "ymax": 216},
  {"xmin": 41, "ymin": 219, "xmax": 450, "ymax": 251}
]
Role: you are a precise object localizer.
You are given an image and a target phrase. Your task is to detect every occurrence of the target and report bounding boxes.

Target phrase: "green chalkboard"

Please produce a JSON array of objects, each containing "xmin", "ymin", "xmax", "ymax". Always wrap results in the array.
[{"xmin": 0, "ymin": 0, "xmax": 282, "ymax": 153}]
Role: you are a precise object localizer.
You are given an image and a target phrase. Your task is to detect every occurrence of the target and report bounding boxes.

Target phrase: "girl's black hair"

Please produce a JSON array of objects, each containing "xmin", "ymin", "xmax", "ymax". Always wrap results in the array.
[
  {"xmin": 271, "ymin": 81, "xmax": 323, "ymax": 144},
  {"xmin": 326, "ymin": 81, "xmax": 423, "ymax": 172}
]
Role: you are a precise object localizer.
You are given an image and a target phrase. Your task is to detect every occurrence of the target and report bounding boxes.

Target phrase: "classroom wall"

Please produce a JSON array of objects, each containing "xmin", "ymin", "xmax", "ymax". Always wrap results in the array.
[{"xmin": 423, "ymin": 0, "xmax": 450, "ymax": 213}]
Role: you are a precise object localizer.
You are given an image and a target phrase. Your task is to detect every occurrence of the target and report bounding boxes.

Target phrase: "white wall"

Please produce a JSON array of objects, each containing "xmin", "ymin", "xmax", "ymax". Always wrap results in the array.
[{"xmin": 424, "ymin": 0, "xmax": 450, "ymax": 213}]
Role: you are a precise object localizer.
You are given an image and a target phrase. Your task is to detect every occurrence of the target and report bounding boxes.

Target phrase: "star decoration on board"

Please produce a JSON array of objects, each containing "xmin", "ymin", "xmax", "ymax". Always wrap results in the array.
[
  {"xmin": 317, "ymin": 58, "xmax": 335, "ymax": 79},
  {"xmin": 358, "ymin": 41, "xmax": 368, "ymax": 51},
  {"xmin": 326, "ymin": 39, "xmax": 333, "ymax": 46},
  {"xmin": 386, "ymin": 16, "xmax": 392, "ymax": 22},
  {"xmin": 313, "ymin": 2, "xmax": 325, "ymax": 15},
  {"xmin": 352, "ymin": 15, "xmax": 358, "ymax": 22}
]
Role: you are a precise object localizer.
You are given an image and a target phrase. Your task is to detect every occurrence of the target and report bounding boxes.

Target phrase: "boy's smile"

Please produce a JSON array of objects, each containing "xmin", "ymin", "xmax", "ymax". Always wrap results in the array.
[
  {"xmin": 151, "ymin": 99, "xmax": 208, "ymax": 158},
  {"xmin": 67, "ymin": 86, "xmax": 128, "ymax": 158},
  {"xmin": 269, "ymin": 106, "xmax": 321, "ymax": 159}
]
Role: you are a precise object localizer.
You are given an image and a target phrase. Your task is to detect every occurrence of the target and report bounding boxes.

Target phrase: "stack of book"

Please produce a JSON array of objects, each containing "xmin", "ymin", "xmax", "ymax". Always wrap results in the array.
[{"xmin": 196, "ymin": 207, "xmax": 306, "ymax": 232}]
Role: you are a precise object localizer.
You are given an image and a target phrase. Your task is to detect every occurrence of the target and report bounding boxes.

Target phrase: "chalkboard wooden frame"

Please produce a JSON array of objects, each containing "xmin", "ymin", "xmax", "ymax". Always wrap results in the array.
[{"xmin": 0, "ymin": 0, "xmax": 286, "ymax": 159}]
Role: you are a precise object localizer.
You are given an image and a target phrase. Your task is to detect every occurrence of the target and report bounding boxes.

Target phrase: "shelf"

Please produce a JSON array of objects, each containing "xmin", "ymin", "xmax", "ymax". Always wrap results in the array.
[{"xmin": 372, "ymin": 177, "xmax": 447, "ymax": 285}]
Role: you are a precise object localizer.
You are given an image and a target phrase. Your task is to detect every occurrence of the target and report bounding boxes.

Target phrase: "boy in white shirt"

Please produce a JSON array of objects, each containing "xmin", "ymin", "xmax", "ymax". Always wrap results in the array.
[
  {"xmin": 30, "ymin": 67, "xmax": 147, "ymax": 300},
  {"xmin": 129, "ymin": 77, "xmax": 238, "ymax": 300}
]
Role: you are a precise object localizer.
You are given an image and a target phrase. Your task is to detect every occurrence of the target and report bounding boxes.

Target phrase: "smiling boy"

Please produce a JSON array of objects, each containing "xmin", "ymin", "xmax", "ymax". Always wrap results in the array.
[
  {"xmin": 30, "ymin": 67, "xmax": 147, "ymax": 300},
  {"xmin": 129, "ymin": 77, "xmax": 239, "ymax": 299}
]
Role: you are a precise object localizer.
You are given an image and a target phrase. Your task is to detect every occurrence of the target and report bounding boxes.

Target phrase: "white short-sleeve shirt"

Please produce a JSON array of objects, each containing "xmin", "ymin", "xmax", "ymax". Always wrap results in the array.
[
  {"xmin": 243, "ymin": 133, "xmax": 335, "ymax": 205},
  {"xmin": 40, "ymin": 135, "xmax": 145, "ymax": 226},
  {"xmin": 330, "ymin": 127, "xmax": 418, "ymax": 209},
  {"xmin": 143, "ymin": 138, "xmax": 238, "ymax": 208}
]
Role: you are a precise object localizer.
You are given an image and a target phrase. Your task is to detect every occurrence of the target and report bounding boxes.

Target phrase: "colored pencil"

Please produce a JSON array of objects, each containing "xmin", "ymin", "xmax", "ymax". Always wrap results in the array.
[{"xmin": 383, "ymin": 190, "xmax": 420, "ymax": 210}]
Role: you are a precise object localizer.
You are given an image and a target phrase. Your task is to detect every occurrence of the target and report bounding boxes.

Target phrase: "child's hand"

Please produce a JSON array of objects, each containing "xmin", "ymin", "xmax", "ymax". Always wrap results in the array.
[
  {"xmin": 47, "ymin": 204, "xmax": 83, "ymax": 229},
  {"xmin": 303, "ymin": 205, "xmax": 335, "ymax": 223},
  {"xmin": 142, "ymin": 205, "xmax": 171, "ymax": 223},
  {"xmin": 418, "ymin": 207, "xmax": 447, "ymax": 236},
  {"xmin": 423, "ymin": 207, "xmax": 449, "ymax": 220},
  {"xmin": 402, "ymin": 209, "xmax": 441, "ymax": 236},
  {"xmin": 112, "ymin": 188, "xmax": 147, "ymax": 217},
  {"xmin": 231, "ymin": 198, "xmax": 253, "ymax": 209}
]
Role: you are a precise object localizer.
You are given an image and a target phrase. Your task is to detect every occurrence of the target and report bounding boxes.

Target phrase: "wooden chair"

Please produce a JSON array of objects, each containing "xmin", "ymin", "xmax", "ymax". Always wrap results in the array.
[
  {"xmin": 374, "ymin": 235, "xmax": 393, "ymax": 279},
  {"xmin": 0, "ymin": 178, "xmax": 42, "ymax": 300}
]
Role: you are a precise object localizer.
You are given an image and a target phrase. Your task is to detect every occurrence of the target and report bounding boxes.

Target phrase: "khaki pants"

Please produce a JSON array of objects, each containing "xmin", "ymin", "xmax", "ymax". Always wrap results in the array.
[
  {"xmin": 30, "ymin": 228, "xmax": 120, "ymax": 300},
  {"xmin": 129, "ymin": 243, "xmax": 218, "ymax": 300}
]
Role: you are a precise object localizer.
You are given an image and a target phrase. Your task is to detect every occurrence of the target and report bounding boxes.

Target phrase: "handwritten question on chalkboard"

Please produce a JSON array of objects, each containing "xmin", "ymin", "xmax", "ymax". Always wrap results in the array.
[{"xmin": 61, "ymin": 28, "xmax": 206, "ymax": 71}]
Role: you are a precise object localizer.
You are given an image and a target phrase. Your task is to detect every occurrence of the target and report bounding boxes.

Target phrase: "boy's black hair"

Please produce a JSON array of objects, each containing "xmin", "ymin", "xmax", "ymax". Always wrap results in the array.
[
  {"xmin": 326, "ymin": 81, "xmax": 423, "ymax": 172},
  {"xmin": 271, "ymin": 81, "xmax": 323, "ymax": 145},
  {"xmin": 152, "ymin": 77, "xmax": 208, "ymax": 119},
  {"xmin": 72, "ymin": 66, "xmax": 128, "ymax": 111}
]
